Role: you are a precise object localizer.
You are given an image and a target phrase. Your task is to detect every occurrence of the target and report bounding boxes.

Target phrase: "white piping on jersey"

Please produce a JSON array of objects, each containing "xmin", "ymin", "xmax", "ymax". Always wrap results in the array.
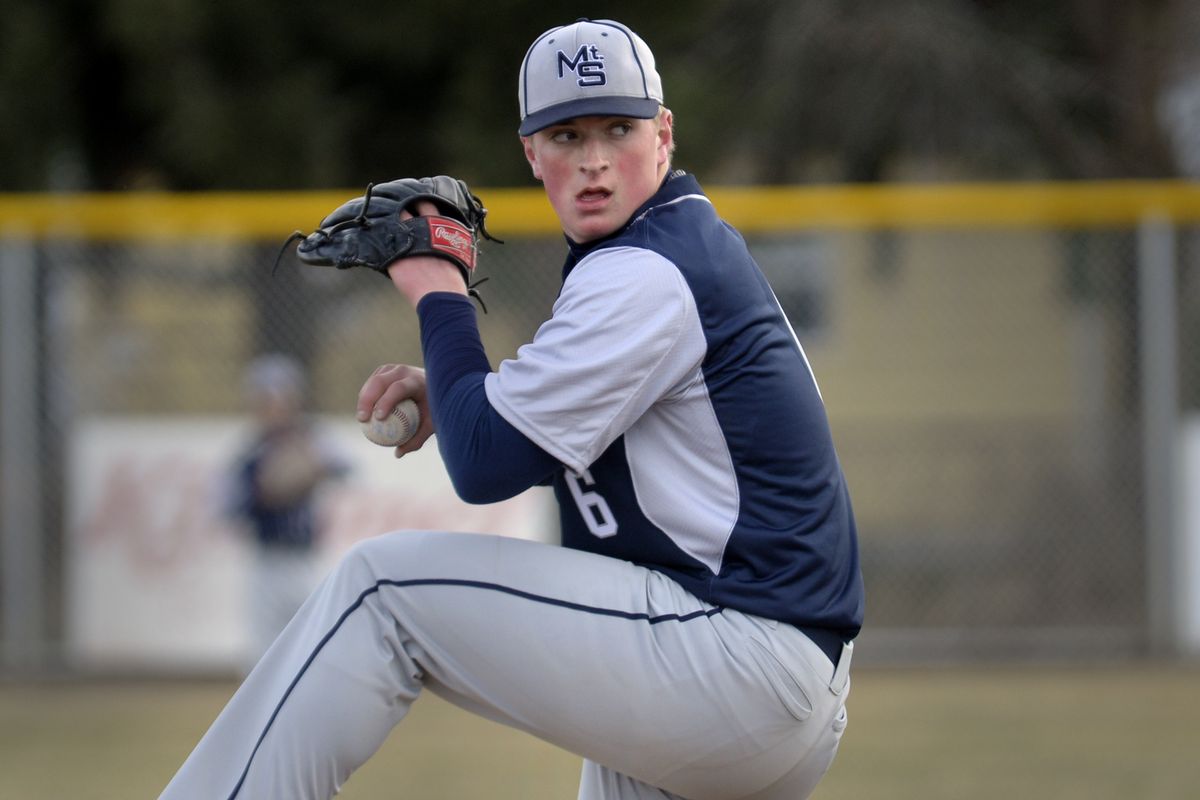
[
  {"xmin": 630, "ymin": 193, "xmax": 712, "ymax": 226},
  {"xmin": 768, "ymin": 285, "xmax": 824, "ymax": 403}
]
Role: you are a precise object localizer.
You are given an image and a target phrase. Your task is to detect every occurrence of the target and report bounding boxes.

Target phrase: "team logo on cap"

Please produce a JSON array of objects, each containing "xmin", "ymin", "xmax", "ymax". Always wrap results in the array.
[{"xmin": 557, "ymin": 44, "xmax": 606, "ymax": 87}]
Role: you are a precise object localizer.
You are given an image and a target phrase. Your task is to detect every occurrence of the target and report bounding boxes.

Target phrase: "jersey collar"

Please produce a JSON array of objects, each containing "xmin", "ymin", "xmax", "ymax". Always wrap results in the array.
[{"xmin": 562, "ymin": 170, "xmax": 703, "ymax": 267}]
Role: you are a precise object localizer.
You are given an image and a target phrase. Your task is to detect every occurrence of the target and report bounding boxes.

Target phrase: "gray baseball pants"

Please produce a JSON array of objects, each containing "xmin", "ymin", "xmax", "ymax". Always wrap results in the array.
[{"xmin": 160, "ymin": 530, "xmax": 852, "ymax": 799}]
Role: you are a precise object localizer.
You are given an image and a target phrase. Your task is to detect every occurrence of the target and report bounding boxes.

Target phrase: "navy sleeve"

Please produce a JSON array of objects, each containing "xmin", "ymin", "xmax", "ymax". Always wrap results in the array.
[{"xmin": 417, "ymin": 292, "xmax": 560, "ymax": 503}]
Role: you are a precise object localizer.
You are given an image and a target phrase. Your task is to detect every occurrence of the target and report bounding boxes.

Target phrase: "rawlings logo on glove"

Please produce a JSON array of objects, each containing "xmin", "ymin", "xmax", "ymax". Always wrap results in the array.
[
  {"xmin": 275, "ymin": 176, "xmax": 500, "ymax": 309},
  {"xmin": 428, "ymin": 218, "xmax": 477, "ymax": 266}
]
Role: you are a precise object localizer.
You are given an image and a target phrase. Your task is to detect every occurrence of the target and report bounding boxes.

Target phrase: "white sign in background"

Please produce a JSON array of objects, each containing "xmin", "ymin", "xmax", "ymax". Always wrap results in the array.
[
  {"xmin": 67, "ymin": 416, "xmax": 556, "ymax": 672},
  {"xmin": 1183, "ymin": 416, "xmax": 1200, "ymax": 656}
]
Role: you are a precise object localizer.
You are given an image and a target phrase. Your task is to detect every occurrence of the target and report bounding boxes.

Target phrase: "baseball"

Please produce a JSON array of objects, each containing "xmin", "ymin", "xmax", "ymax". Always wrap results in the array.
[{"xmin": 361, "ymin": 398, "xmax": 420, "ymax": 447}]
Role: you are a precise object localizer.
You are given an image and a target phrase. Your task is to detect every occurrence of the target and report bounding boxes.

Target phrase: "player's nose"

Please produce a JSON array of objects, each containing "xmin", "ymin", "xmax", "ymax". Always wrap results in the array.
[{"xmin": 578, "ymin": 140, "xmax": 609, "ymax": 173}]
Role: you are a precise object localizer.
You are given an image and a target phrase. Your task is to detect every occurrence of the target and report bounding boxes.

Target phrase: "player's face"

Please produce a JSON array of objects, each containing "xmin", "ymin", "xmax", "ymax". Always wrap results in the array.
[{"xmin": 522, "ymin": 112, "xmax": 673, "ymax": 243}]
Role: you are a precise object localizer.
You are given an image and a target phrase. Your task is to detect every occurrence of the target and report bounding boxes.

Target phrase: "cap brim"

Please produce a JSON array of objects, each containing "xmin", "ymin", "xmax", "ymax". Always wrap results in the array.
[{"xmin": 519, "ymin": 97, "xmax": 661, "ymax": 136}]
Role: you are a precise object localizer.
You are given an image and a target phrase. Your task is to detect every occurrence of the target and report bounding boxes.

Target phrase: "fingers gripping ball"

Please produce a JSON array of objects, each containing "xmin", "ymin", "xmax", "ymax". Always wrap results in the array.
[{"xmin": 362, "ymin": 399, "xmax": 420, "ymax": 448}]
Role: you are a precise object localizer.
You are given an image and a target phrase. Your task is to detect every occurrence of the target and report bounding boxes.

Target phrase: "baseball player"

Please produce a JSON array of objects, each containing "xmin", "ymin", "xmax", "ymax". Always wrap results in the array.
[
  {"xmin": 161, "ymin": 18, "xmax": 863, "ymax": 800},
  {"xmin": 223, "ymin": 353, "xmax": 351, "ymax": 673}
]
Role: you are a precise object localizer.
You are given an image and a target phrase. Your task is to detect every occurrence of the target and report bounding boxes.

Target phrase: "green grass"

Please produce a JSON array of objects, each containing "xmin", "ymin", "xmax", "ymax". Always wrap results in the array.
[{"xmin": 1, "ymin": 664, "xmax": 1197, "ymax": 799}]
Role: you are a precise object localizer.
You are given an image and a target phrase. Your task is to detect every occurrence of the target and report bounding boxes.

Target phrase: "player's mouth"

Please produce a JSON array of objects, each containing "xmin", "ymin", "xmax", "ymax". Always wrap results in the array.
[{"xmin": 576, "ymin": 187, "xmax": 612, "ymax": 209}]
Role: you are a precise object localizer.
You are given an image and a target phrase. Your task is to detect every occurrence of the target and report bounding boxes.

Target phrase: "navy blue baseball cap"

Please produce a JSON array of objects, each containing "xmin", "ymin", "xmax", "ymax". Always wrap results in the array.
[{"xmin": 518, "ymin": 19, "xmax": 664, "ymax": 136}]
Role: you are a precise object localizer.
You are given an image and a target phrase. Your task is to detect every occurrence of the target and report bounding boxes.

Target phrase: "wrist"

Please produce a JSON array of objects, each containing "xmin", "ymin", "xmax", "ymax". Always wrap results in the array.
[{"xmin": 387, "ymin": 256, "xmax": 467, "ymax": 306}]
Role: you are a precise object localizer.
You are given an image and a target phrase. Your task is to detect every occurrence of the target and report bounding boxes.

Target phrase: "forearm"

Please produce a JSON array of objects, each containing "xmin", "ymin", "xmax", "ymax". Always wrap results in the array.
[{"xmin": 417, "ymin": 293, "xmax": 559, "ymax": 502}]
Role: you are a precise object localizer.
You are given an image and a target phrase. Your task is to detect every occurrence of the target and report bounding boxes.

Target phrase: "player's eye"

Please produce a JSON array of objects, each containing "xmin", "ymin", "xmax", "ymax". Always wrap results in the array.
[
  {"xmin": 610, "ymin": 122, "xmax": 633, "ymax": 137},
  {"xmin": 548, "ymin": 129, "xmax": 577, "ymax": 144}
]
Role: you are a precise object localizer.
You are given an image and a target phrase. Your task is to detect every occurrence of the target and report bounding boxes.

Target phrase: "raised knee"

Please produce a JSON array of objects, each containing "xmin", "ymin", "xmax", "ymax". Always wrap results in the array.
[{"xmin": 336, "ymin": 530, "xmax": 433, "ymax": 580}]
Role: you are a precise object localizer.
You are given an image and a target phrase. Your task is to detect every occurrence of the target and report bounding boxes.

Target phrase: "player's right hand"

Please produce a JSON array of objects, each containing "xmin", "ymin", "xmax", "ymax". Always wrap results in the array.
[{"xmin": 356, "ymin": 364, "xmax": 435, "ymax": 457}]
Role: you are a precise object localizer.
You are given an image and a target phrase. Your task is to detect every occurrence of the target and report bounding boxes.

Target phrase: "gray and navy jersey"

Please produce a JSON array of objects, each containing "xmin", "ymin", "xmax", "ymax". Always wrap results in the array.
[{"xmin": 482, "ymin": 172, "xmax": 863, "ymax": 640}]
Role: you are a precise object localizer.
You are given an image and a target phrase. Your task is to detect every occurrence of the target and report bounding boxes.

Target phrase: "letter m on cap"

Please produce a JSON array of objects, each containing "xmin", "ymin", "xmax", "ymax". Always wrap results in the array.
[{"xmin": 556, "ymin": 45, "xmax": 606, "ymax": 87}]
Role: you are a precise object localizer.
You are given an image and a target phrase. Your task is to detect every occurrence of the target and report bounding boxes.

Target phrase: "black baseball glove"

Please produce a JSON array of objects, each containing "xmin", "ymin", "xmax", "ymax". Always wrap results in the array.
[{"xmin": 279, "ymin": 176, "xmax": 500, "ymax": 307}]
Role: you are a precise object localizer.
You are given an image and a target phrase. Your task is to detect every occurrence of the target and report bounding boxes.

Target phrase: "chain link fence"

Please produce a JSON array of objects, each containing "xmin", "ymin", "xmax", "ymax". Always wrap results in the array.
[{"xmin": 1, "ymin": 185, "xmax": 1197, "ymax": 671}]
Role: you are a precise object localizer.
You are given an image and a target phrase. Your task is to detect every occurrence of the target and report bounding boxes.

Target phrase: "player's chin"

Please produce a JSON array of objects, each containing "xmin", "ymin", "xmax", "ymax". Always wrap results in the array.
[{"xmin": 566, "ymin": 214, "xmax": 623, "ymax": 244}]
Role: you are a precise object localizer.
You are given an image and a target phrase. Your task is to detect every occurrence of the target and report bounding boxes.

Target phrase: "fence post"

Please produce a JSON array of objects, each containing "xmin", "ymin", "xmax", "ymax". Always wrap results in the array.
[
  {"xmin": 1137, "ymin": 214, "xmax": 1182, "ymax": 656},
  {"xmin": 0, "ymin": 232, "xmax": 45, "ymax": 670}
]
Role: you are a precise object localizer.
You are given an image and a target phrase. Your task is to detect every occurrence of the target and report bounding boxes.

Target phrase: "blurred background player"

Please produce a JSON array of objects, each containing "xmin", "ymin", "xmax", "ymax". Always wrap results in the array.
[{"xmin": 223, "ymin": 353, "xmax": 349, "ymax": 671}]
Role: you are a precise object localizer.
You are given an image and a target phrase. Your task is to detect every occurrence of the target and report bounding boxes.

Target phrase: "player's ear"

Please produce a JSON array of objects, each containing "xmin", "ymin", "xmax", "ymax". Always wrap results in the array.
[
  {"xmin": 521, "ymin": 135, "xmax": 543, "ymax": 181},
  {"xmin": 656, "ymin": 109, "xmax": 674, "ymax": 167}
]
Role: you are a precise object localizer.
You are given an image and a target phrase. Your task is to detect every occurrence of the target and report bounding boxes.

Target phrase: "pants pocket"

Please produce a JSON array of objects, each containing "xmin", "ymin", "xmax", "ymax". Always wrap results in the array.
[
  {"xmin": 832, "ymin": 703, "xmax": 848, "ymax": 733},
  {"xmin": 747, "ymin": 637, "xmax": 814, "ymax": 722}
]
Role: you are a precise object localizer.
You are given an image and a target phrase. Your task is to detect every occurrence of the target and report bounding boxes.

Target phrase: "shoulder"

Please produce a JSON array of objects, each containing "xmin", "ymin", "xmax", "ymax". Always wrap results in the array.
[
  {"xmin": 560, "ymin": 246, "xmax": 695, "ymax": 325},
  {"xmin": 571, "ymin": 245, "xmax": 680, "ymax": 283}
]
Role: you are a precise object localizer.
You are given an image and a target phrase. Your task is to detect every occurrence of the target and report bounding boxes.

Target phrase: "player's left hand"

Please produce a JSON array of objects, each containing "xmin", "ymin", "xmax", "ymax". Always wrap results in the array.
[
  {"xmin": 387, "ymin": 201, "xmax": 470, "ymax": 304},
  {"xmin": 285, "ymin": 176, "xmax": 499, "ymax": 310},
  {"xmin": 356, "ymin": 363, "xmax": 434, "ymax": 457}
]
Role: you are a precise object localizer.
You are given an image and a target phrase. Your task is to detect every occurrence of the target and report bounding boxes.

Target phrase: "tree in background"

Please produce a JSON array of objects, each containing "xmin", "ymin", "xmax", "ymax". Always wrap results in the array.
[
  {"xmin": 688, "ymin": 0, "xmax": 1177, "ymax": 183},
  {"xmin": 0, "ymin": 0, "xmax": 1188, "ymax": 190}
]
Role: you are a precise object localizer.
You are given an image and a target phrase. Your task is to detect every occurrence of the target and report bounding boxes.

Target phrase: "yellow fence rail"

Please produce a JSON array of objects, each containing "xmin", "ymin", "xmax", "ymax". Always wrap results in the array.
[{"xmin": 2, "ymin": 181, "xmax": 1200, "ymax": 240}]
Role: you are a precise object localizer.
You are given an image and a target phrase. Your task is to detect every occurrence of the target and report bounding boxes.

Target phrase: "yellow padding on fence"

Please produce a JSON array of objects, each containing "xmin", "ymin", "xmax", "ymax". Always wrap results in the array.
[{"xmin": 2, "ymin": 181, "xmax": 1200, "ymax": 240}]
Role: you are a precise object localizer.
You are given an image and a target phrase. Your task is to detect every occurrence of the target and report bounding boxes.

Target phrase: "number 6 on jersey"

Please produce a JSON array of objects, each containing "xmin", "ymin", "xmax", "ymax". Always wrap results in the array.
[{"xmin": 564, "ymin": 468, "xmax": 618, "ymax": 538}]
